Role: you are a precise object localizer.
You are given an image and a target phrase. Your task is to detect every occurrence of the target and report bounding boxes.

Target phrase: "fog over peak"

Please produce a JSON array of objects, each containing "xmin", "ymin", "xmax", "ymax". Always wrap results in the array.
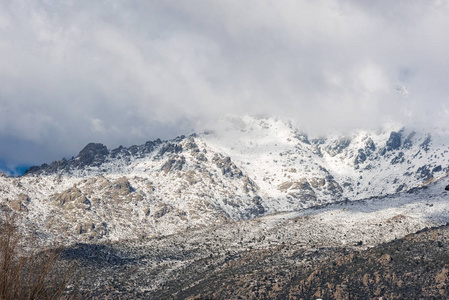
[{"xmin": 0, "ymin": 0, "xmax": 448, "ymax": 174}]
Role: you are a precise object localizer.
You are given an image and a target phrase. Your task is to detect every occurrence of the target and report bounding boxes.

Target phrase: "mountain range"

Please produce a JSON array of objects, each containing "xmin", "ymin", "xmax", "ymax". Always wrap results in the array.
[{"xmin": 1, "ymin": 115, "xmax": 449, "ymax": 298}]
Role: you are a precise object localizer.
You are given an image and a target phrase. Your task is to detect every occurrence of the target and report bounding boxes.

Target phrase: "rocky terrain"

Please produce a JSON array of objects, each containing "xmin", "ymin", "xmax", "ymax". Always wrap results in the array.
[
  {"xmin": 165, "ymin": 223, "xmax": 449, "ymax": 300},
  {"xmin": 0, "ymin": 115, "xmax": 449, "ymax": 298},
  {"xmin": 62, "ymin": 179, "xmax": 449, "ymax": 299},
  {"xmin": 0, "ymin": 116, "xmax": 448, "ymax": 246}
]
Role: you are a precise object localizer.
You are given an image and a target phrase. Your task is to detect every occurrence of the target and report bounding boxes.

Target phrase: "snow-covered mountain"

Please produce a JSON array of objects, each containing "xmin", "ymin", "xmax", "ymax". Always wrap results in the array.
[{"xmin": 1, "ymin": 115, "xmax": 448, "ymax": 246}]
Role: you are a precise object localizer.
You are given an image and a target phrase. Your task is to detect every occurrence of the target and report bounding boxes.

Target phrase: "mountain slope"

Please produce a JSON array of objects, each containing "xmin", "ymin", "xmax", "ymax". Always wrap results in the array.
[
  {"xmin": 0, "ymin": 115, "xmax": 448, "ymax": 246},
  {"xmin": 65, "ymin": 178, "xmax": 449, "ymax": 298},
  {"xmin": 202, "ymin": 116, "xmax": 449, "ymax": 205}
]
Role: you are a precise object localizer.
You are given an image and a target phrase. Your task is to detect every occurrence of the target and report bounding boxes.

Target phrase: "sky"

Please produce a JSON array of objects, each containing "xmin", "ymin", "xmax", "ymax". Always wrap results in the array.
[{"xmin": 1, "ymin": 0, "xmax": 449, "ymax": 175}]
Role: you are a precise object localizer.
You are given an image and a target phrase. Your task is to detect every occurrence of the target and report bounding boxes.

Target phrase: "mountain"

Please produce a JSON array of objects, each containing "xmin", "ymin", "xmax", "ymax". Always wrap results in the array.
[
  {"xmin": 1, "ymin": 115, "xmax": 449, "ymax": 247},
  {"xmin": 2, "ymin": 115, "xmax": 449, "ymax": 298},
  {"xmin": 63, "ymin": 178, "xmax": 449, "ymax": 298}
]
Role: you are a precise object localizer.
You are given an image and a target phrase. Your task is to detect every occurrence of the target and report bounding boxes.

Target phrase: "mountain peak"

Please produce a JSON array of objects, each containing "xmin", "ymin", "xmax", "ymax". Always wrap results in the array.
[{"xmin": 75, "ymin": 143, "xmax": 109, "ymax": 168}]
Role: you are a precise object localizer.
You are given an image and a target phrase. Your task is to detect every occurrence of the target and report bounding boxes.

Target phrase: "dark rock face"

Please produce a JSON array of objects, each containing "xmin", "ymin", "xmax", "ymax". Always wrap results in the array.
[
  {"xmin": 365, "ymin": 137, "xmax": 376, "ymax": 151},
  {"xmin": 386, "ymin": 131, "xmax": 402, "ymax": 151},
  {"xmin": 109, "ymin": 140, "xmax": 161, "ymax": 159},
  {"xmin": 249, "ymin": 196, "xmax": 265, "ymax": 215},
  {"xmin": 354, "ymin": 149, "xmax": 367, "ymax": 164},
  {"xmin": 324, "ymin": 175, "xmax": 343, "ymax": 196},
  {"xmin": 73, "ymin": 143, "xmax": 109, "ymax": 168},
  {"xmin": 396, "ymin": 183, "xmax": 407, "ymax": 193},
  {"xmin": 183, "ymin": 138, "xmax": 199, "ymax": 151},
  {"xmin": 24, "ymin": 143, "xmax": 109, "ymax": 175},
  {"xmin": 402, "ymin": 131, "xmax": 416, "ymax": 149},
  {"xmin": 110, "ymin": 145, "xmax": 128, "ymax": 159},
  {"xmin": 24, "ymin": 158, "xmax": 69, "ymax": 175},
  {"xmin": 445, "ymin": 185, "xmax": 449, "ymax": 191},
  {"xmin": 213, "ymin": 155, "xmax": 243, "ymax": 178},
  {"xmin": 161, "ymin": 155, "xmax": 186, "ymax": 174},
  {"xmin": 295, "ymin": 131, "xmax": 310, "ymax": 145},
  {"xmin": 157, "ymin": 143, "xmax": 183, "ymax": 157},
  {"xmin": 143, "ymin": 140, "xmax": 161, "ymax": 154},
  {"xmin": 420, "ymin": 134, "xmax": 432, "ymax": 152},
  {"xmin": 24, "ymin": 139, "xmax": 163, "ymax": 175},
  {"xmin": 242, "ymin": 176, "xmax": 258, "ymax": 193},
  {"xmin": 416, "ymin": 165, "xmax": 433, "ymax": 181},
  {"xmin": 433, "ymin": 165, "xmax": 442, "ymax": 173},
  {"xmin": 354, "ymin": 138, "xmax": 376, "ymax": 166},
  {"xmin": 390, "ymin": 152, "xmax": 405, "ymax": 165}
]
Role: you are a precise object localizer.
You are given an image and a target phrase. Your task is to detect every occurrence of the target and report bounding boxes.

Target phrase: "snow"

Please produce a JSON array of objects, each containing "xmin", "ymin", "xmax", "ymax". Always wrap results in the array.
[{"xmin": 0, "ymin": 115, "xmax": 448, "ymax": 249}]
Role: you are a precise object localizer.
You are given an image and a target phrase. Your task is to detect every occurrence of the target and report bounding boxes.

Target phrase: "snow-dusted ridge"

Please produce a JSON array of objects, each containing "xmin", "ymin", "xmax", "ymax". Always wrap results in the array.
[
  {"xmin": 201, "ymin": 115, "xmax": 449, "ymax": 203},
  {"xmin": 0, "ymin": 115, "xmax": 448, "ymax": 246}
]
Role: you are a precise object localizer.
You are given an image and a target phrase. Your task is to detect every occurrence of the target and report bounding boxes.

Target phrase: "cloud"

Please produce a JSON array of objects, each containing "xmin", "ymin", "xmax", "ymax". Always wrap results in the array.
[{"xmin": 0, "ymin": 0, "xmax": 448, "ymax": 171}]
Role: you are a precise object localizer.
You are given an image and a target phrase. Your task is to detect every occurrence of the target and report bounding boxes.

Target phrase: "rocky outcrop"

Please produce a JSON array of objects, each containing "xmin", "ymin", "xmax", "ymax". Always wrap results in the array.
[
  {"xmin": 98, "ymin": 177, "xmax": 140, "ymax": 203},
  {"xmin": 111, "ymin": 177, "xmax": 134, "ymax": 194},
  {"xmin": 74, "ymin": 143, "xmax": 109, "ymax": 167},
  {"xmin": 161, "ymin": 155, "xmax": 185, "ymax": 173},
  {"xmin": 354, "ymin": 137, "xmax": 376, "ymax": 166},
  {"xmin": 157, "ymin": 142, "xmax": 183, "ymax": 157},
  {"xmin": 248, "ymin": 196, "xmax": 265, "ymax": 215},
  {"xmin": 386, "ymin": 131, "xmax": 402, "ymax": 151},
  {"xmin": 403, "ymin": 131, "xmax": 416, "ymax": 149},
  {"xmin": 24, "ymin": 139, "xmax": 164, "ymax": 175},
  {"xmin": 242, "ymin": 176, "xmax": 258, "ymax": 193},
  {"xmin": 110, "ymin": 140, "xmax": 162, "ymax": 159},
  {"xmin": 324, "ymin": 137, "xmax": 351, "ymax": 157},
  {"xmin": 213, "ymin": 155, "xmax": 243, "ymax": 178},
  {"xmin": 390, "ymin": 151, "xmax": 405, "ymax": 165},
  {"xmin": 53, "ymin": 187, "xmax": 91, "ymax": 209},
  {"xmin": 279, "ymin": 179, "xmax": 317, "ymax": 201},
  {"xmin": 9, "ymin": 193, "xmax": 30, "ymax": 212},
  {"xmin": 279, "ymin": 176, "xmax": 342, "ymax": 201},
  {"xmin": 420, "ymin": 134, "xmax": 432, "ymax": 152},
  {"xmin": 416, "ymin": 164, "xmax": 434, "ymax": 181}
]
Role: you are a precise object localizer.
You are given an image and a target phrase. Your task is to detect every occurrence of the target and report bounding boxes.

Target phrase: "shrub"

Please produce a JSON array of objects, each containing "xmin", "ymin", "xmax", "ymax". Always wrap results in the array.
[{"xmin": 0, "ymin": 212, "xmax": 76, "ymax": 299}]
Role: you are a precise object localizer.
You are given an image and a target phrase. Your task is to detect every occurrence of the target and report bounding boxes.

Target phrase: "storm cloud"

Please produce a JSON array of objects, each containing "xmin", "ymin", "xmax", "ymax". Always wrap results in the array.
[{"xmin": 1, "ymin": 0, "xmax": 449, "ymax": 174}]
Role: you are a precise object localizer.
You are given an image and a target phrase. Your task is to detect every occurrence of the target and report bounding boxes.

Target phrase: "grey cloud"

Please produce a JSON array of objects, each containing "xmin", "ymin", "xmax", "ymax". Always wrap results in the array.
[{"xmin": 0, "ymin": 0, "xmax": 448, "ymax": 173}]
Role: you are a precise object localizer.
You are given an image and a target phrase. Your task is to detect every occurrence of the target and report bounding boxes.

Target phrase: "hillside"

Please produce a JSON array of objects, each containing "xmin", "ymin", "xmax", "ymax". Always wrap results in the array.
[
  {"xmin": 63, "ymin": 179, "xmax": 449, "ymax": 298},
  {"xmin": 1, "ymin": 115, "xmax": 449, "ymax": 298},
  {"xmin": 1, "ymin": 115, "xmax": 448, "ymax": 246}
]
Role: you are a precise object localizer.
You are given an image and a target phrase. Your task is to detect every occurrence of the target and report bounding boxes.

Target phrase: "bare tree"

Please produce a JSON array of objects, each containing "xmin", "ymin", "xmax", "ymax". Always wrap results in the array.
[{"xmin": 0, "ymin": 211, "xmax": 77, "ymax": 300}]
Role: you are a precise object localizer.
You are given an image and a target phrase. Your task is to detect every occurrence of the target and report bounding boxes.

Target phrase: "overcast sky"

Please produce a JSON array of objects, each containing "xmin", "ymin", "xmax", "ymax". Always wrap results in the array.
[{"xmin": 1, "ymin": 0, "xmax": 449, "ymax": 174}]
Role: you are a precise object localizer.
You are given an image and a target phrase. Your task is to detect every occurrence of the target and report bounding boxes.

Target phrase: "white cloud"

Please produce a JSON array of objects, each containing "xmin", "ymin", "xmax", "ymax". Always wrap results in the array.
[
  {"xmin": 90, "ymin": 118, "xmax": 105, "ymax": 133},
  {"xmin": 0, "ymin": 0, "xmax": 448, "ymax": 169}
]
